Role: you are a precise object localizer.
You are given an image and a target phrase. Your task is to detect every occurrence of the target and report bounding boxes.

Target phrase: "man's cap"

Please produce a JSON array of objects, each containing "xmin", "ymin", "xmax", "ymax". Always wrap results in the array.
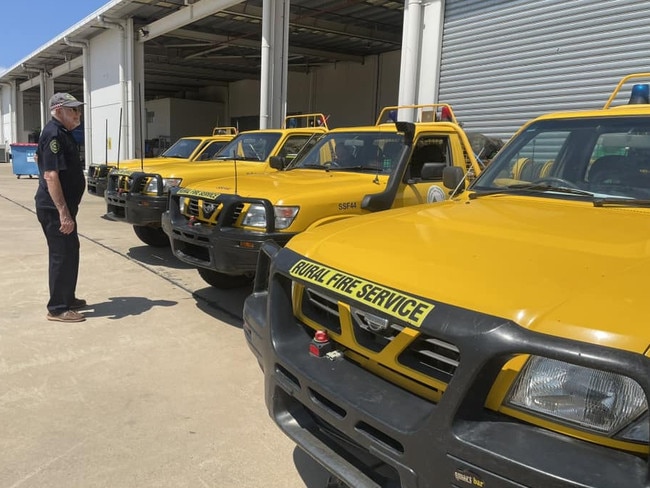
[{"xmin": 49, "ymin": 93, "xmax": 84, "ymax": 110}]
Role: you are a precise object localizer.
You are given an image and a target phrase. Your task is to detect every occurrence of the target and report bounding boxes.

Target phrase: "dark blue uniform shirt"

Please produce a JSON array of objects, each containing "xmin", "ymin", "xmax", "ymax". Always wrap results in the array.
[{"xmin": 35, "ymin": 118, "xmax": 85, "ymax": 211}]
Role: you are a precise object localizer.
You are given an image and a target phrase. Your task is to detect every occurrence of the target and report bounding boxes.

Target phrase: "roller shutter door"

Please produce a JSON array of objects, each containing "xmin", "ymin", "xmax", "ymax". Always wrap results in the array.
[{"xmin": 438, "ymin": 0, "xmax": 650, "ymax": 140}]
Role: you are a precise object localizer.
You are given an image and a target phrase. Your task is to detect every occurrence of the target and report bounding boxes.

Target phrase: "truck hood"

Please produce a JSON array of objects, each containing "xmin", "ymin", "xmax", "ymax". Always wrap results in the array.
[
  {"xmin": 132, "ymin": 160, "xmax": 273, "ymax": 184},
  {"xmin": 184, "ymin": 169, "xmax": 388, "ymax": 205},
  {"xmin": 99, "ymin": 156, "xmax": 188, "ymax": 170},
  {"xmin": 288, "ymin": 195, "xmax": 650, "ymax": 353}
]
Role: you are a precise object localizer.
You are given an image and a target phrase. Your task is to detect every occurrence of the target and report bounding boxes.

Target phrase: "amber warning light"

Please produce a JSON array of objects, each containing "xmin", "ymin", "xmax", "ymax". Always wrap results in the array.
[{"xmin": 309, "ymin": 330, "xmax": 333, "ymax": 357}]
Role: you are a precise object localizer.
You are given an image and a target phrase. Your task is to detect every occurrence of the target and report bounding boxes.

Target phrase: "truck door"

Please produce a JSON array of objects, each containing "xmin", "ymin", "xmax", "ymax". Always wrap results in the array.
[{"xmin": 394, "ymin": 134, "xmax": 451, "ymax": 206}]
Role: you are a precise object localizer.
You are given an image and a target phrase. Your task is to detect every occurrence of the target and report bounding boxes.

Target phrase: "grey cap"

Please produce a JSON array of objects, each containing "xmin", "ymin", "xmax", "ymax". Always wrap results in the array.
[{"xmin": 49, "ymin": 92, "xmax": 84, "ymax": 110}]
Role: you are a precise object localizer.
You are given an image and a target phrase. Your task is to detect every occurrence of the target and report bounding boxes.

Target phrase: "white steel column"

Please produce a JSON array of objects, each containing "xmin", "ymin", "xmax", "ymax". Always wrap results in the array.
[
  {"xmin": 42, "ymin": 73, "xmax": 54, "ymax": 123},
  {"xmin": 398, "ymin": 0, "xmax": 423, "ymax": 121},
  {"xmin": 260, "ymin": 0, "xmax": 290, "ymax": 129},
  {"xmin": 38, "ymin": 71, "xmax": 48, "ymax": 128},
  {"xmin": 64, "ymin": 39, "xmax": 92, "ymax": 164},
  {"xmin": 271, "ymin": 0, "xmax": 289, "ymax": 128},
  {"xmin": 418, "ymin": 0, "xmax": 444, "ymax": 104},
  {"xmin": 15, "ymin": 89, "xmax": 24, "ymax": 144},
  {"xmin": 398, "ymin": 0, "xmax": 445, "ymax": 119},
  {"xmin": 124, "ymin": 18, "xmax": 136, "ymax": 162},
  {"xmin": 133, "ymin": 25, "xmax": 146, "ymax": 160},
  {"xmin": 0, "ymin": 81, "xmax": 17, "ymax": 147},
  {"xmin": 259, "ymin": 0, "xmax": 272, "ymax": 129},
  {"xmin": 96, "ymin": 16, "xmax": 130, "ymax": 158}
]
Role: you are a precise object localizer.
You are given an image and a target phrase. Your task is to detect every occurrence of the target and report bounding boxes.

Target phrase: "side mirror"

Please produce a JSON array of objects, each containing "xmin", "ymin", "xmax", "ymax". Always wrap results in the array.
[
  {"xmin": 420, "ymin": 162, "xmax": 446, "ymax": 180},
  {"xmin": 443, "ymin": 166, "xmax": 465, "ymax": 191},
  {"xmin": 269, "ymin": 155, "xmax": 286, "ymax": 170}
]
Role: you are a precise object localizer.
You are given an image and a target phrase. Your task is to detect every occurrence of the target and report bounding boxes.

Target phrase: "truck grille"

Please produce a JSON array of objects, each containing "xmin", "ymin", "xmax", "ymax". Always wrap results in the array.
[
  {"xmin": 298, "ymin": 284, "xmax": 459, "ymax": 390},
  {"xmin": 301, "ymin": 288, "xmax": 342, "ymax": 334},
  {"xmin": 109, "ymin": 174, "xmax": 135, "ymax": 192},
  {"xmin": 186, "ymin": 198, "xmax": 201, "ymax": 217},
  {"xmin": 90, "ymin": 165, "xmax": 110, "ymax": 178},
  {"xmin": 231, "ymin": 203, "xmax": 244, "ymax": 222},
  {"xmin": 398, "ymin": 336, "xmax": 460, "ymax": 383},
  {"xmin": 182, "ymin": 197, "xmax": 245, "ymax": 226}
]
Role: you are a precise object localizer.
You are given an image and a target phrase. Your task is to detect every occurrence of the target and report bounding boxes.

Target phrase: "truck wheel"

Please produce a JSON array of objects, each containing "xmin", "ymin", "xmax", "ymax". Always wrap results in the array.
[
  {"xmin": 197, "ymin": 267, "xmax": 252, "ymax": 289},
  {"xmin": 133, "ymin": 225, "xmax": 170, "ymax": 247}
]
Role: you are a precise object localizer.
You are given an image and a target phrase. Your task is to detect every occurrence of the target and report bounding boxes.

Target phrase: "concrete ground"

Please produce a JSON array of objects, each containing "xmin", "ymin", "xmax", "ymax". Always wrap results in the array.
[{"xmin": 0, "ymin": 162, "xmax": 331, "ymax": 488}]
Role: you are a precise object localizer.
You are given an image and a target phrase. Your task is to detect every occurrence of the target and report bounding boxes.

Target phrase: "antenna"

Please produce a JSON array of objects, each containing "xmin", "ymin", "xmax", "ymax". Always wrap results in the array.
[
  {"xmin": 116, "ymin": 107, "xmax": 123, "ymax": 169},
  {"xmin": 138, "ymin": 83, "xmax": 144, "ymax": 171},
  {"xmin": 233, "ymin": 157, "xmax": 238, "ymax": 196},
  {"xmin": 104, "ymin": 119, "xmax": 108, "ymax": 165}
]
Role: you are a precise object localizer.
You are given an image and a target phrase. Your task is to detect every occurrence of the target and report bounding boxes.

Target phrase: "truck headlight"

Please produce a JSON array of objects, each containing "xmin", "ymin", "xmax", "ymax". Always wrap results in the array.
[
  {"xmin": 145, "ymin": 177, "xmax": 182, "ymax": 194},
  {"xmin": 506, "ymin": 356, "xmax": 648, "ymax": 441},
  {"xmin": 242, "ymin": 204, "xmax": 299, "ymax": 230}
]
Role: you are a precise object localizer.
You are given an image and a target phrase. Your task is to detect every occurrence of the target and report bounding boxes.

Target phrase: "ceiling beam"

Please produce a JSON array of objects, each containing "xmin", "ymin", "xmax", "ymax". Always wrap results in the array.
[
  {"xmin": 158, "ymin": 29, "xmax": 364, "ymax": 63},
  {"xmin": 50, "ymin": 55, "xmax": 84, "ymax": 79},
  {"xmin": 139, "ymin": 0, "xmax": 247, "ymax": 42},
  {"xmin": 223, "ymin": 3, "xmax": 401, "ymax": 45}
]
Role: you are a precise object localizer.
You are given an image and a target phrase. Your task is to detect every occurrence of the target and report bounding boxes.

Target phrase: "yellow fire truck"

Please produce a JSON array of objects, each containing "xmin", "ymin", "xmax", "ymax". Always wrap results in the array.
[
  {"xmin": 162, "ymin": 105, "xmax": 489, "ymax": 288},
  {"xmin": 104, "ymin": 115, "xmax": 327, "ymax": 246},
  {"xmin": 86, "ymin": 127, "xmax": 238, "ymax": 197},
  {"xmin": 244, "ymin": 75, "xmax": 650, "ymax": 487}
]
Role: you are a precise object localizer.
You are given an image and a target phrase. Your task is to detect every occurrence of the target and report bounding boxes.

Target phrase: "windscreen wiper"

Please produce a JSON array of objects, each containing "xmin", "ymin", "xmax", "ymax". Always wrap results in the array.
[
  {"xmin": 469, "ymin": 183, "xmax": 595, "ymax": 199},
  {"xmin": 592, "ymin": 197, "xmax": 650, "ymax": 207},
  {"xmin": 329, "ymin": 165, "xmax": 382, "ymax": 172},
  {"xmin": 296, "ymin": 163, "xmax": 330, "ymax": 170}
]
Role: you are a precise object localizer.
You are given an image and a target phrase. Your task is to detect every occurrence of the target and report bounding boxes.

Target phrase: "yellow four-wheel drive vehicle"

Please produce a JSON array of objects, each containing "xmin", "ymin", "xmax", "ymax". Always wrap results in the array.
[
  {"xmin": 162, "ymin": 104, "xmax": 485, "ymax": 288},
  {"xmin": 104, "ymin": 114, "xmax": 328, "ymax": 246},
  {"xmin": 243, "ymin": 74, "xmax": 650, "ymax": 488},
  {"xmin": 86, "ymin": 127, "xmax": 238, "ymax": 197}
]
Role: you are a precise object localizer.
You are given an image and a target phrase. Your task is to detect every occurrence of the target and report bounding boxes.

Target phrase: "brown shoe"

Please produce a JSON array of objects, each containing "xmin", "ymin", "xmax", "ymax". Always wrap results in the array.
[{"xmin": 46, "ymin": 310, "xmax": 86, "ymax": 323}]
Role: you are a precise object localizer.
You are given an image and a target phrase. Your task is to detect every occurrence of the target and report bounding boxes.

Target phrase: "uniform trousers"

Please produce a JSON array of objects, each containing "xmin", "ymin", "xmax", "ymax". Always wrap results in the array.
[{"xmin": 36, "ymin": 207, "xmax": 80, "ymax": 314}]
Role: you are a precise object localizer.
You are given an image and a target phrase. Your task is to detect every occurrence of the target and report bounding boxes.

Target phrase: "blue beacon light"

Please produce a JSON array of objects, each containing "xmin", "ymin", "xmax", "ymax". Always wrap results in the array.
[{"xmin": 628, "ymin": 83, "xmax": 650, "ymax": 104}]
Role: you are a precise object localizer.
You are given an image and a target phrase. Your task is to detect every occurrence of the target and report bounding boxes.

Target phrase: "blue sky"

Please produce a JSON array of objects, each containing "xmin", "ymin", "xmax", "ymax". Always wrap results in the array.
[{"xmin": 0, "ymin": 0, "xmax": 108, "ymax": 73}]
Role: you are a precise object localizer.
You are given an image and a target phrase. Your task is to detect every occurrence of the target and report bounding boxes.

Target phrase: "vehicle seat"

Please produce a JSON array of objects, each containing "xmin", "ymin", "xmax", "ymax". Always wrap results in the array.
[
  {"xmin": 356, "ymin": 144, "xmax": 383, "ymax": 167},
  {"xmin": 410, "ymin": 144, "xmax": 445, "ymax": 178},
  {"xmin": 588, "ymin": 155, "xmax": 630, "ymax": 184}
]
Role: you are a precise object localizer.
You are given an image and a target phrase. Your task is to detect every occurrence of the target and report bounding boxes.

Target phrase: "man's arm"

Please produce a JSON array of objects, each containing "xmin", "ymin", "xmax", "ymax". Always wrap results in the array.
[{"xmin": 43, "ymin": 170, "xmax": 75, "ymax": 235}]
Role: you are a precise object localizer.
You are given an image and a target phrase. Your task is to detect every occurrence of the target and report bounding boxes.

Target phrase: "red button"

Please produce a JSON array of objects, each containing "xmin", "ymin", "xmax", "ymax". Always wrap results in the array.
[{"xmin": 314, "ymin": 330, "xmax": 328, "ymax": 342}]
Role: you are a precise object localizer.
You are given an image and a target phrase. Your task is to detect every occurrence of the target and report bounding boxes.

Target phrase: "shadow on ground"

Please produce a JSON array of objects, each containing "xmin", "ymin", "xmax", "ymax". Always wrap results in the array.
[
  {"xmin": 193, "ymin": 283, "xmax": 253, "ymax": 328},
  {"xmin": 127, "ymin": 245, "xmax": 193, "ymax": 269},
  {"xmin": 80, "ymin": 296, "xmax": 177, "ymax": 319}
]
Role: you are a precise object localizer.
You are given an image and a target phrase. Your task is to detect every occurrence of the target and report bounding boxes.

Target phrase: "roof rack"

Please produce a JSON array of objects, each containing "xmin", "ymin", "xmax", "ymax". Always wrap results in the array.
[
  {"xmin": 604, "ymin": 72, "xmax": 650, "ymax": 109},
  {"xmin": 283, "ymin": 113, "xmax": 329, "ymax": 129},
  {"xmin": 212, "ymin": 127, "xmax": 239, "ymax": 136},
  {"xmin": 375, "ymin": 104, "xmax": 457, "ymax": 125}
]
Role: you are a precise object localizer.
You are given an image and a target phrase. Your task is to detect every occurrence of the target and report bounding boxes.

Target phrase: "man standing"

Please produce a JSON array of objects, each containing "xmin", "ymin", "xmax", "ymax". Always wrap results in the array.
[{"xmin": 35, "ymin": 93, "xmax": 87, "ymax": 322}]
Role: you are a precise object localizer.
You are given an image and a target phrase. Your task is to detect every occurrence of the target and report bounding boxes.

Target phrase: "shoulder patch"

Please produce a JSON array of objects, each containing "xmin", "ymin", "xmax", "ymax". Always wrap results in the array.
[{"xmin": 49, "ymin": 139, "xmax": 60, "ymax": 154}]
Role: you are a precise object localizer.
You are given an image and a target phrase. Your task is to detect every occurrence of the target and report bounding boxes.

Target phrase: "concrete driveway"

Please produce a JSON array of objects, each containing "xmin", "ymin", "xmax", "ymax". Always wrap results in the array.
[{"xmin": 0, "ymin": 162, "xmax": 331, "ymax": 488}]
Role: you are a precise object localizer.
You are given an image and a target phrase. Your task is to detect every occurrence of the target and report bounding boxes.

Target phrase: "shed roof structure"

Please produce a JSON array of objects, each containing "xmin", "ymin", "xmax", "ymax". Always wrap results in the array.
[{"xmin": 1, "ymin": 0, "xmax": 405, "ymax": 103}]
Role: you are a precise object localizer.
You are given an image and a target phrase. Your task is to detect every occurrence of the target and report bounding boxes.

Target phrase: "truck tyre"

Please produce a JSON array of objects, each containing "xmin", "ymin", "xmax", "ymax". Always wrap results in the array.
[
  {"xmin": 133, "ymin": 225, "xmax": 170, "ymax": 247},
  {"xmin": 197, "ymin": 267, "xmax": 252, "ymax": 289}
]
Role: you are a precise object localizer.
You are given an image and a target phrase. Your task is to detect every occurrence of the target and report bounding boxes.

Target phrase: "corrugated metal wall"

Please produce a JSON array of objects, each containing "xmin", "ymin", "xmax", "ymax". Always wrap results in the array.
[{"xmin": 438, "ymin": 0, "xmax": 650, "ymax": 140}]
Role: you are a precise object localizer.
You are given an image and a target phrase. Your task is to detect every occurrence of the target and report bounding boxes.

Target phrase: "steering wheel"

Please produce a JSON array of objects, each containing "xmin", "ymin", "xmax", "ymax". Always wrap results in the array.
[{"xmin": 532, "ymin": 176, "xmax": 580, "ymax": 189}]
